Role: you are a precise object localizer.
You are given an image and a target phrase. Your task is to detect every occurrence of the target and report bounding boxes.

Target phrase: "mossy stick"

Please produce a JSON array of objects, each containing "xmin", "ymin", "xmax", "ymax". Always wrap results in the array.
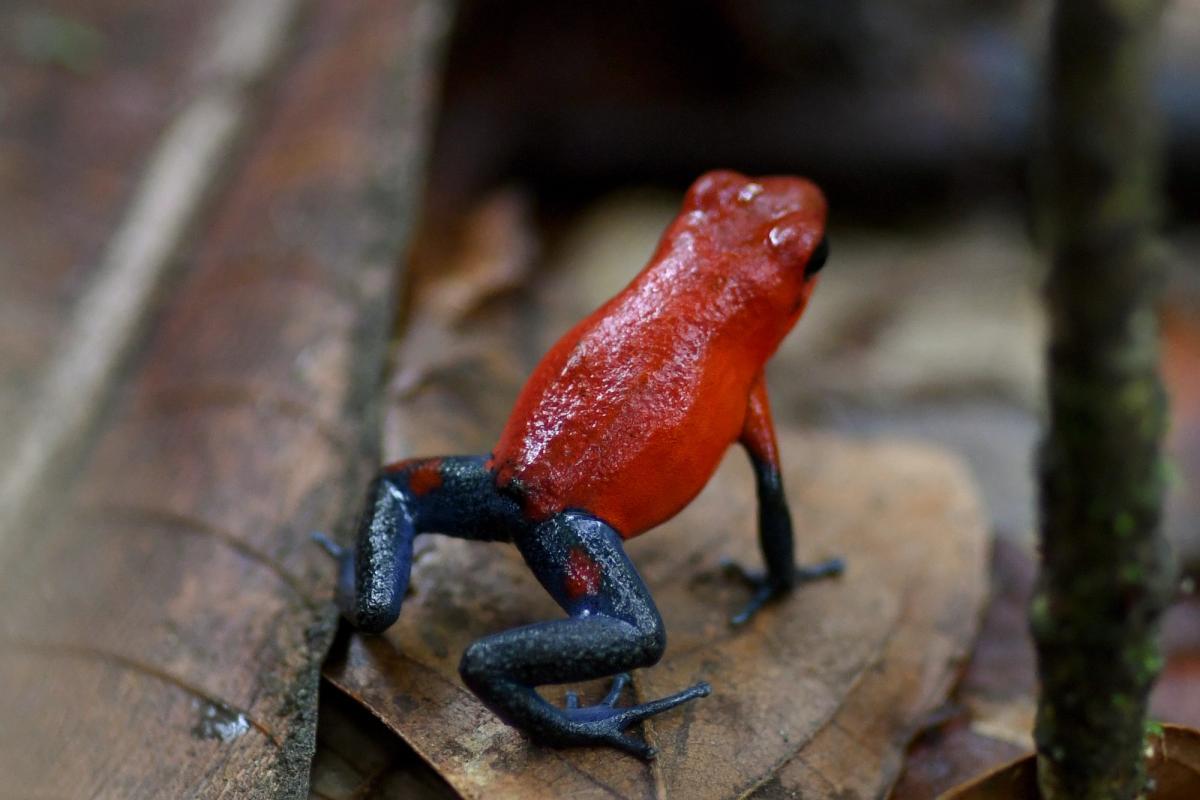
[{"xmin": 1031, "ymin": 1, "xmax": 1173, "ymax": 798}]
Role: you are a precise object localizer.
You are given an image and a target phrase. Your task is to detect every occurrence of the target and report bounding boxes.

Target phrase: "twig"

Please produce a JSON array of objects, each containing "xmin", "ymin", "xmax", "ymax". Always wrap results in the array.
[{"xmin": 1032, "ymin": 1, "xmax": 1173, "ymax": 798}]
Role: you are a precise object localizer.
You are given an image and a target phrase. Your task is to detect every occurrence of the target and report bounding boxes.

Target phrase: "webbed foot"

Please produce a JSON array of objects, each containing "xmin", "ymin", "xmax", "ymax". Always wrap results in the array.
[
  {"xmin": 557, "ymin": 673, "xmax": 710, "ymax": 758},
  {"xmin": 726, "ymin": 557, "xmax": 845, "ymax": 626}
]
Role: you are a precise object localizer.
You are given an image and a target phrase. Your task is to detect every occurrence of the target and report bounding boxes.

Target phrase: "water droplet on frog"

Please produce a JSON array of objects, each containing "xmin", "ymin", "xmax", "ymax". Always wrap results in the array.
[{"xmin": 737, "ymin": 183, "xmax": 763, "ymax": 204}]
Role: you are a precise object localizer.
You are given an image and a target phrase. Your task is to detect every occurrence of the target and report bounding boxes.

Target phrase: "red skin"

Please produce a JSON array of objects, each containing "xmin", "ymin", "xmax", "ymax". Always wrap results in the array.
[{"xmin": 489, "ymin": 170, "xmax": 826, "ymax": 538}]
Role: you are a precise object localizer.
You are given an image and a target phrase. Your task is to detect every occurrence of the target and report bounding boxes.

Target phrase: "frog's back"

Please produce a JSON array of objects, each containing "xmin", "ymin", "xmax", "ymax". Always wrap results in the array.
[{"xmin": 489, "ymin": 171, "xmax": 826, "ymax": 537}]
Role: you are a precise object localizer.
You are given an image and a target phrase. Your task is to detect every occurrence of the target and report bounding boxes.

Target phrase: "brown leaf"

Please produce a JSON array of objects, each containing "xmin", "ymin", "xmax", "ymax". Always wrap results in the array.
[
  {"xmin": 890, "ymin": 721, "xmax": 1028, "ymax": 800},
  {"xmin": 0, "ymin": 1, "xmax": 445, "ymax": 796},
  {"xmin": 326, "ymin": 432, "xmax": 987, "ymax": 799},
  {"xmin": 1152, "ymin": 597, "xmax": 1200, "ymax": 729},
  {"xmin": 754, "ymin": 486, "xmax": 1006, "ymax": 798},
  {"xmin": 309, "ymin": 687, "xmax": 457, "ymax": 800},
  {"xmin": 940, "ymin": 725, "xmax": 1200, "ymax": 800},
  {"xmin": 893, "ymin": 539, "xmax": 1200, "ymax": 798},
  {"xmin": 323, "ymin": 195, "xmax": 989, "ymax": 798},
  {"xmin": 0, "ymin": 0, "xmax": 206, "ymax": 442},
  {"xmin": 890, "ymin": 540, "xmax": 1038, "ymax": 799},
  {"xmin": 1162, "ymin": 303, "xmax": 1200, "ymax": 573}
]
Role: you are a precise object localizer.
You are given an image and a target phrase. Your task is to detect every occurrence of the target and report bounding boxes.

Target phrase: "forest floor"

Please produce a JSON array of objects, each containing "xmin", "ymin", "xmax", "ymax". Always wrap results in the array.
[{"xmin": 311, "ymin": 190, "xmax": 1200, "ymax": 798}]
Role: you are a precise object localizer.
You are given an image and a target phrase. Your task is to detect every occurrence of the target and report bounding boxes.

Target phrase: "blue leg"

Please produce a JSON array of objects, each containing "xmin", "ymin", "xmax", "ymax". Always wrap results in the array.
[
  {"xmin": 728, "ymin": 451, "xmax": 845, "ymax": 626},
  {"xmin": 457, "ymin": 511, "xmax": 710, "ymax": 758},
  {"xmin": 316, "ymin": 455, "xmax": 523, "ymax": 633},
  {"xmin": 731, "ymin": 378, "xmax": 844, "ymax": 625}
]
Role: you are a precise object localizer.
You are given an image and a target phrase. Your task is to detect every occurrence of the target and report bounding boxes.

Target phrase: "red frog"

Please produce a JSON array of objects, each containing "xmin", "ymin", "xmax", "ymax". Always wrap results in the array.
[{"xmin": 317, "ymin": 170, "xmax": 841, "ymax": 758}]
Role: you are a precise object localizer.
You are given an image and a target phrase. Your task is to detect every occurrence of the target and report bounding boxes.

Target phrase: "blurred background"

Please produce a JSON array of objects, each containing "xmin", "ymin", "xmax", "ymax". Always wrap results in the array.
[
  {"xmin": 1, "ymin": 0, "xmax": 1197, "ymax": 797},
  {"xmin": 405, "ymin": 0, "xmax": 1200, "ymax": 563}
]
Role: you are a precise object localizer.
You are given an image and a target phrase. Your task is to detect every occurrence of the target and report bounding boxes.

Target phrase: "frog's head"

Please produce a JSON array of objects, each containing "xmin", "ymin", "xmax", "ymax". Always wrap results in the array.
[{"xmin": 682, "ymin": 170, "xmax": 829, "ymax": 315}]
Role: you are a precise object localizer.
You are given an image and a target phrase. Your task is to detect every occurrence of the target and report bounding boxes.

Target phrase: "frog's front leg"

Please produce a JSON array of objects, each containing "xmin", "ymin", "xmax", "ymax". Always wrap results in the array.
[
  {"xmin": 315, "ymin": 455, "xmax": 522, "ymax": 632},
  {"xmin": 458, "ymin": 511, "xmax": 710, "ymax": 758},
  {"xmin": 730, "ymin": 373, "xmax": 844, "ymax": 625}
]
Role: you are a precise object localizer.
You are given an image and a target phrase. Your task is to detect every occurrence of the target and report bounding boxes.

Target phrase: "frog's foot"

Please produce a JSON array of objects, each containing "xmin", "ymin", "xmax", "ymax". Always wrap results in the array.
[
  {"xmin": 463, "ymin": 511, "xmax": 710, "ymax": 758},
  {"xmin": 558, "ymin": 674, "xmax": 711, "ymax": 758},
  {"xmin": 725, "ymin": 557, "xmax": 845, "ymax": 626},
  {"xmin": 311, "ymin": 531, "xmax": 405, "ymax": 633}
]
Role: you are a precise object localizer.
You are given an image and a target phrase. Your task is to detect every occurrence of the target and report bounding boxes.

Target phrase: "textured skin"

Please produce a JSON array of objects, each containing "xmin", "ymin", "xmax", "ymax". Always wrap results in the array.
[
  {"xmin": 321, "ymin": 171, "xmax": 837, "ymax": 758},
  {"xmin": 490, "ymin": 170, "xmax": 827, "ymax": 536}
]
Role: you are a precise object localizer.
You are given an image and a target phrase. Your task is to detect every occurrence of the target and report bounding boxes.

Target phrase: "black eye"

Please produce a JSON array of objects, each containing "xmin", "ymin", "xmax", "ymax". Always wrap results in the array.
[{"xmin": 805, "ymin": 237, "xmax": 829, "ymax": 277}]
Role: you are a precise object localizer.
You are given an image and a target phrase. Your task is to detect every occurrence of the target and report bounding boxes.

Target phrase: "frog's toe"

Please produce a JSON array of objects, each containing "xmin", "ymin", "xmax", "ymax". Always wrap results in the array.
[
  {"xmin": 728, "ymin": 557, "xmax": 845, "ymax": 626},
  {"xmin": 556, "ymin": 679, "xmax": 710, "ymax": 759},
  {"xmin": 561, "ymin": 673, "xmax": 627, "ymax": 711},
  {"xmin": 605, "ymin": 732, "xmax": 657, "ymax": 759},
  {"xmin": 312, "ymin": 531, "xmax": 346, "ymax": 559},
  {"xmin": 795, "ymin": 557, "xmax": 845, "ymax": 582},
  {"xmin": 730, "ymin": 580, "xmax": 779, "ymax": 626},
  {"xmin": 553, "ymin": 673, "xmax": 660, "ymax": 757},
  {"xmin": 615, "ymin": 681, "xmax": 711, "ymax": 724},
  {"xmin": 600, "ymin": 672, "xmax": 631, "ymax": 706}
]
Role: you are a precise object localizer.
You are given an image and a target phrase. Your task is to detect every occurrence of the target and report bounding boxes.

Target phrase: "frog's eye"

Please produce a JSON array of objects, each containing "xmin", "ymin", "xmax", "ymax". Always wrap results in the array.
[{"xmin": 805, "ymin": 237, "xmax": 829, "ymax": 278}]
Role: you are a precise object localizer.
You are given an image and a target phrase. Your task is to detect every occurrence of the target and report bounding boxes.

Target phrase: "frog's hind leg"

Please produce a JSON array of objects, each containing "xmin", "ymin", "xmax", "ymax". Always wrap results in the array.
[
  {"xmin": 457, "ymin": 511, "xmax": 710, "ymax": 758},
  {"xmin": 316, "ymin": 455, "xmax": 522, "ymax": 633}
]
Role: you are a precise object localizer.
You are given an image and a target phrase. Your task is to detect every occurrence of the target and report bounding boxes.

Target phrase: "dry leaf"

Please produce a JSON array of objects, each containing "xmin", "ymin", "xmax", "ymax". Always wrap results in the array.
[
  {"xmin": 890, "ymin": 540, "xmax": 1037, "ymax": 799},
  {"xmin": 0, "ymin": 0, "xmax": 203, "ymax": 444},
  {"xmin": 941, "ymin": 725, "xmax": 1200, "ymax": 800},
  {"xmin": 324, "ymin": 432, "xmax": 986, "ymax": 799},
  {"xmin": 309, "ymin": 688, "xmax": 457, "ymax": 800},
  {"xmin": 0, "ymin": 1, "xmax": 443, "ymax": 796},
  {"xmin": 893, "ymin": 537, "xmax": 1200, "ymax": 798},
  {"xmin": 1162, "ymin": 303, "xmax": 1200, "ymax": 573}
]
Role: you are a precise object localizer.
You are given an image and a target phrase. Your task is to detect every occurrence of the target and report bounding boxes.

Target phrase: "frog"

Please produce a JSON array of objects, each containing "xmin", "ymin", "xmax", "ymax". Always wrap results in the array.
[{"xmin": 316, "ymin": 169, "xmax": 842, "ymax": 758}]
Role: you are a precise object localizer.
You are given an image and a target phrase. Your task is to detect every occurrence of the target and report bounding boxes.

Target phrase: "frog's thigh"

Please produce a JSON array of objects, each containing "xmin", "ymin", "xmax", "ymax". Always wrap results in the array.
[
  {"xmin": 519, "ymin": 511, "xmax": 665, "ymax": 643},
  {"xmin": 457, "ymin": 512, "xmax": 666, "ymax": 694}
]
